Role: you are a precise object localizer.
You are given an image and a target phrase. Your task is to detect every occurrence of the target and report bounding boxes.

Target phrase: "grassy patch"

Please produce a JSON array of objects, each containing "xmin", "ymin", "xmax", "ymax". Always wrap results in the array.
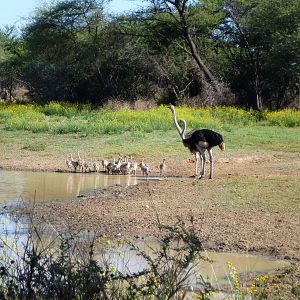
[
  {"xmin": 0, "ymin": 123, "xmax": 299, "ymax": 164},
  {"xmin": 0, "ymin": 102, "xmax": 299, "ymax": 137},
  {"xmin": 22, "ymin": 142, "xmax": 46, "ymax": 152},
  {"xmin": 198, "ymin": 176, "xmax": 300, "ymax": 213},
  {"xmin": 224, "ymin": 126, "xmax": 300, "ymax": 152}
]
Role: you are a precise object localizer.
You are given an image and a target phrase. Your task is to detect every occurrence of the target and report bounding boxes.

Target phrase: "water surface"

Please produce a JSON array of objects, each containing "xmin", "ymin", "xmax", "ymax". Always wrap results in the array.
[
  {"xmin": 105, "ymin": 240, "xmax": 288, "ymax": 288},
  {"xmin": 0, "ymin": 170, "xmax": 138, "ymax": 205},
  {"xmin": 0, "ymin": 170, "xmax": 290, "ymax": 292}
]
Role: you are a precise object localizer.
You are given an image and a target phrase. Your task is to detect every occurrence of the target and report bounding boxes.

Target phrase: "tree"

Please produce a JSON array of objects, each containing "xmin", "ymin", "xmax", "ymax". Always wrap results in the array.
[
  {"xmin": 0, "ymin": 26, "xmax": 24, "ymax": 101},
  {"xmin": 22, "ymin": 0, "xmax": 108, "ymax": 102},
  {"xmin": 215, "ymin": 0, "xmax": 300, "ymax": 110},
  {"xmin": 134, "ymin": 0, "xmax": 227, "ymax": 104},
  {"xmin": 21, "ymin": 0, "xmax": 159, "ymax": 104}
]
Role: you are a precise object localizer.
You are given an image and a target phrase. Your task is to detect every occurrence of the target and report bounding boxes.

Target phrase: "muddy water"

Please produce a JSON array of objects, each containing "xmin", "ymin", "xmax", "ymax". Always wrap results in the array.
[
  {"xmin": 0, "ymin": 219, "xmax": 288, "ymax": 291},
  {"xmin": 105, "ymin": 240, "xmax": 288, "ymax": 289},
  {"xmin": 0, "ymin": 170, "xmax": 138, "ymax": 205},
  {"xmin": 0, "ymin": 170, "xmax": 289, "ymax": 290}
]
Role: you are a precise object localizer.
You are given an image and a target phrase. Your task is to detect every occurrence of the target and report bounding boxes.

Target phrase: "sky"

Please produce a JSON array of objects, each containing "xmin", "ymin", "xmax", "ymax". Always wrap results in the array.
[{"xmin": 0, "ymin": 0, "xmax": 145, "ymax": 28}]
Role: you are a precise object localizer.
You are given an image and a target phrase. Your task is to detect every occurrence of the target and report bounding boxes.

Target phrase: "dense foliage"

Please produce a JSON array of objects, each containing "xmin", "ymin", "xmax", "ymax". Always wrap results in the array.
[{"xmin": 0, "ymin": 0, "xmax": 299, "ymax": 110}]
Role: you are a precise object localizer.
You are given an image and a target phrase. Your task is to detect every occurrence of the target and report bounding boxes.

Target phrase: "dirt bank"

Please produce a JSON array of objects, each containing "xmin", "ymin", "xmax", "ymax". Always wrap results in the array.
[{"xmin": 10, "ymin": 150, "xmax": 300, "ymax": 262}]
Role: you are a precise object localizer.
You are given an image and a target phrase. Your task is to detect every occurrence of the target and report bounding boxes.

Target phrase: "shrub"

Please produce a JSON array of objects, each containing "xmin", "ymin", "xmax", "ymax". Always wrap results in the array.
[{"xmin": 0, "ymin": 215, "xmax": 205, "ymax": 300}]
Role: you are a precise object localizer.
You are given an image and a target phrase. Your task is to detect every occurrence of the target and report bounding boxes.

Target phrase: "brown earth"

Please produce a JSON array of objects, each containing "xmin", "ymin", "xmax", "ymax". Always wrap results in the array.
[{"xmin": 9, "ymin": 150, "xmax": 300, "ymax": 262}]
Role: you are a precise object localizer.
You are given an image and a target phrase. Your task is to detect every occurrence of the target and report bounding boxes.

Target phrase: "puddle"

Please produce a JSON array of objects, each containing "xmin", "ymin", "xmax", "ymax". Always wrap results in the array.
[
  {"xmin": 103, "ymin": 240, "xmax": 288, "ymax": 289},
  {"xmin": 0, "ymin": 215, "xmax": 289, "ymax": 295},
  {"xmin": 0, "ymin": 170, "xmax": 138, "ymax": 205}
]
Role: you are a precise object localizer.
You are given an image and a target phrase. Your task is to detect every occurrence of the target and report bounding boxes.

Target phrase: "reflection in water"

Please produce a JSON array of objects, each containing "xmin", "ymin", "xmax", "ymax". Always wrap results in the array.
[
  {"xmin": 0, "ymin": 216, "xmax": 289, "ymax": 294},
  {"xmin": 102, "ymin": 240, "xmax": 288, "ymax": 289},
  {"xmin": 0, "ymin": 170, "xmax": 138, "ymax": 205}
]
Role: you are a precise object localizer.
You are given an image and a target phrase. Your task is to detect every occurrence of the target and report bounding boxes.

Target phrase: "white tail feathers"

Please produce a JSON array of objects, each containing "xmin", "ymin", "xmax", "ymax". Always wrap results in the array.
[{"xmin": 219, "ymin": 142, "xmax": 225, "ymax": 151}]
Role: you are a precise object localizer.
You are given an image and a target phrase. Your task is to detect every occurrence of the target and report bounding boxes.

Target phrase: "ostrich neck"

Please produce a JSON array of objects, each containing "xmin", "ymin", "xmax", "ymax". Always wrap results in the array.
[
  {"xmin": 180, "ymin": 119, "xmax": 187, "ymax": 140},
  {"xmin": 171, "ymin": 109, "xmax": 185, "ymax": 140}
]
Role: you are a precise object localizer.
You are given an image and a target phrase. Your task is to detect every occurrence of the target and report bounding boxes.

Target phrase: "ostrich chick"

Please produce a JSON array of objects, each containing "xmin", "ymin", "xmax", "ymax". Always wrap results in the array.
[
  {"xmin": 159, "ymin": 159, "xmax": 166, "ymax": 177},
  {"xmin": 139, "ymin": 160, "xmax": 150, "ymax": 177},
  {"xmin": 66, "ymin": 154, "xmax": 72, "ymax": 169},
  {"xmin": 69, "ymin": 154, "xmax": 79, "ymax": 173}
]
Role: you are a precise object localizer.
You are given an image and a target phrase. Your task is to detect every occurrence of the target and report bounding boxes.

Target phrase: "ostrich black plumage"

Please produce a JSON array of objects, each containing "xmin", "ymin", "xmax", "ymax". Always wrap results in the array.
[{"xmin": 170, "ymin": 105, "xmax": 225, "ymax": 179}]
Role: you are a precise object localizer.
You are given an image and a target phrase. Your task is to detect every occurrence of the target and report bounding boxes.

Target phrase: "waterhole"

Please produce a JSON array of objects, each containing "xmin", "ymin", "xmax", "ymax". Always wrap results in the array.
[
  {"xmin": 0, "ymin": 170, "xmax": 290, "ymax": 291},
  {"xmin": 0, "ymin": 170, "xmax": 138, "ymax": 205}
]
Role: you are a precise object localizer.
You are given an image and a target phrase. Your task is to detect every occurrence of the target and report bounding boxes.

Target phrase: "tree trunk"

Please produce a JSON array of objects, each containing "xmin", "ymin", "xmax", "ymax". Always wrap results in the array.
[
  {"xmin": 174, "ymin": 0, "xmax": 224, "ymax": 100},
  {"xmin": 184, "ymin": 28, "xmax": 223, "ymax": 99},
  {"xmin": 254, "ymin": 71, "xmax": 263, "ymax": 111},
  {"xmin": 9, "ymin": 75, "xmax": 13, "ymax": 102}
]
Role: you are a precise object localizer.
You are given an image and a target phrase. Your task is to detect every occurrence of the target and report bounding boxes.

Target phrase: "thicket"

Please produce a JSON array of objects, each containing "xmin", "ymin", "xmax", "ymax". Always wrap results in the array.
[{"xmin": 0, "ymin": 0, "xmax": 299, "ymax": 110}]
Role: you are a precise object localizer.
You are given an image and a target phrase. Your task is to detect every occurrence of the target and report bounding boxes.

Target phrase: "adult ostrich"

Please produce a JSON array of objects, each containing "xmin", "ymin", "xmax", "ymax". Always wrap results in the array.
[{"xmin": 169, "ymin": 105, "xmax": 225, "ymax": 179}]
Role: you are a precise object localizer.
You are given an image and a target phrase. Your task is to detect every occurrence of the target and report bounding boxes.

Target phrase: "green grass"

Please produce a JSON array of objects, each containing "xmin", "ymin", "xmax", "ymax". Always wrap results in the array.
[
  {"xmin": 0, "ymin": 102, "xmax": 299, "ymax": 137},
  {"xmin": 21, "ymin": 142, "xmax": 46, "ymax": 152},
  {"xmin": 200, "ymin": 176, "xmax": 300, "ymax": 213},
  {"xmin": 0, "ymin": 124, "xmax": 299, "ymax": 165},
  {"xmin": 224, "ymin": 126, "xmax": 300, "ymax": 152},
  {"xmin": 0, "ymin": 101, "xmax": 299, "ymax": 175}
]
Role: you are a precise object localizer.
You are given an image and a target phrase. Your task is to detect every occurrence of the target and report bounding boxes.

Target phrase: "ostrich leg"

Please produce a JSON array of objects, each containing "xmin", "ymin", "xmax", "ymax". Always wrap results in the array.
[
  {"xmin": 194, "ymin": 152, "xmax": 199, "ymax": 177},
  {"xmin": 199, "ymin": 148, "xmax": 206, "ymax": 179},
  {"xmin": 208, "ymin": 148, "xmax": 213, "ymax": 179}
]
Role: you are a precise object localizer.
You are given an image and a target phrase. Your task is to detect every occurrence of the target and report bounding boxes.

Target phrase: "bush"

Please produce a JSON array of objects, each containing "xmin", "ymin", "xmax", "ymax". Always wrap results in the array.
[{"xmin": 0, "ymin": 215, "xmax": 205, "ymax": 300}]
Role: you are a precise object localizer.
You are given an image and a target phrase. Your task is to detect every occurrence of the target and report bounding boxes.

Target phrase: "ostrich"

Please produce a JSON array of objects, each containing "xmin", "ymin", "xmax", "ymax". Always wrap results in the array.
[
  {"xmin": 69, "ymin": 154, "xmax": 80, "ymax": 173},
  {"xmin": 130, "ymin": 161, "xmax": 138, "ymax": 175},
  {"xmin": 93, "ymin": 161, "xmax": 100, "ymax": 173},
  {"xmin": 139, "ymin": 159, "xmax": 150, "ymax": 177},
  {"xmin": 127, "ymin": 155, "xmax": 138, "ymax": 175},
  {"xmin": 77, "ymin": 151, "xmax": 85, "ymax": 172},
  {"xmin": 66, "ymin": 154, "xmax": 72, "ymax": 169},
  {"xmin": 159, "ymin": 159, "xmax": 166, "ymax": 177},
  {"xmin": 106, "ymin": 157, "xmax": 122, "ymax": 174},
  {"xmin": 101, "ymin": 159, "xmax": 109, "ymax": 172},
  {"xmin": 120, "ymin": 161, "xmax": 131, "ymax": 175},
  {"xmin": 169, "ymin": 105, "xmax": 225, "ymax": 179}
]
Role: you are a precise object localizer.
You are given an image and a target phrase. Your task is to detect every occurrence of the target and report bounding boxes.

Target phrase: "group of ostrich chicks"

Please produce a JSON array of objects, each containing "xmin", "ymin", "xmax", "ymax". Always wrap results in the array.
[
  {"xmin": 66, "ymin": 152, "xmax": 166, "ymax": 177},
  {"xmin": 65, "ymin": 105, "xmax": 225, "ymax": 179}
]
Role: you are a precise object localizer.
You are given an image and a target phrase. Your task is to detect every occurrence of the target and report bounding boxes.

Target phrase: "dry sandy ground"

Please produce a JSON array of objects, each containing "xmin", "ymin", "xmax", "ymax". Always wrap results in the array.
[{"xmin": 7, "ymin": 150, "xmax": 300, "ymax": 262}]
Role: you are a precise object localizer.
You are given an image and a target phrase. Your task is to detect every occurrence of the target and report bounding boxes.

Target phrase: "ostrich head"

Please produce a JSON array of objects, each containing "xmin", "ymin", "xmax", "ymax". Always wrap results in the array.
[{"xmin": 169, "ymin": 104, "xmax": 175, "ymax": 112}]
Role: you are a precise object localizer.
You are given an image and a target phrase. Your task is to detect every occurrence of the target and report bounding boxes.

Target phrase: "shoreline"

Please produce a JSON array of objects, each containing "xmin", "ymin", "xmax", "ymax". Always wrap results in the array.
[{"xmin": 7, "ymin": 171, "xmax": 299, "ymax": 262}]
